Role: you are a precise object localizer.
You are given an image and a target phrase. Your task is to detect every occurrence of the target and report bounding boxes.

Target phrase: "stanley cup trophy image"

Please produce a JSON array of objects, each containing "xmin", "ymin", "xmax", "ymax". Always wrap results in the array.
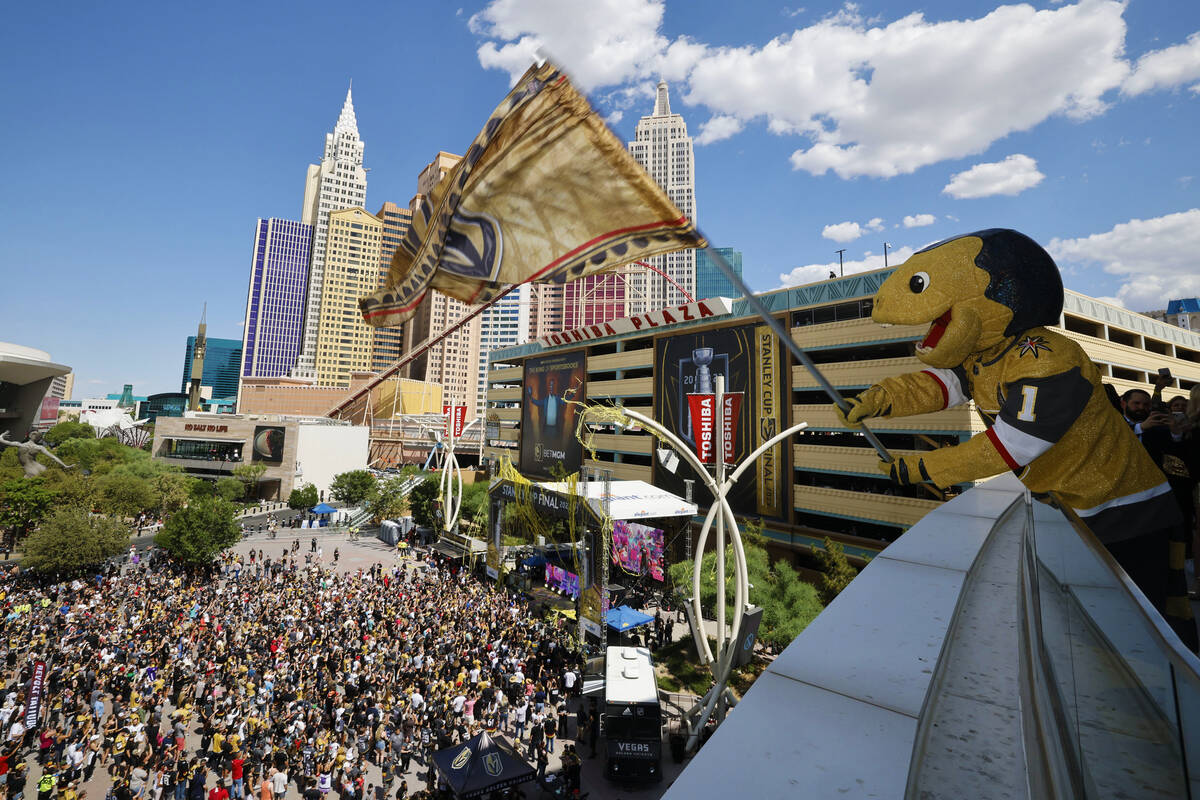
[{"xmin": 681, "ymin": 346, "xmax": 727, "ymax": 448}]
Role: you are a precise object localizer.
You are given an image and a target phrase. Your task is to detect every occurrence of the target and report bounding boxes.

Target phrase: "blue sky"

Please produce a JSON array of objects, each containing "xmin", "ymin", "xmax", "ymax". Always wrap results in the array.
[{"xmin": 2, "ymin": 0, "xmax": 1198, "ymax": 397}]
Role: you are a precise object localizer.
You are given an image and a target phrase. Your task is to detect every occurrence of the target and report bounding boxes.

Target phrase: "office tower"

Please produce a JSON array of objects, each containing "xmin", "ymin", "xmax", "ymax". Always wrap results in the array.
[
  {"xmin": 528, "ymin": 284, "xmax": 564, "ymax": 341},
  {"xmin": 315, "ymin": 207, "xmax": 382, "ymax": 387},
  {"xmin": 401, "ymin": 152, "xmax": 484, "ymax": 415},
  {"xmin": 371, "ymin": 201, "xmax": 413, "ymax": 373},
  {"xmin": 293, "ymin": 86, "xmax": 368, "ymax": 377},
  {"xmin": 47, "ymin": 372, "xmax": 73, "ymax": 402},
  {"xmin": 182, "ymin": 335, "xmax": 243, "ymax": 404},
  {"xmin": 477, "ymin": 284, "xmax": 531, "ymax": 415},
  {"xmin": 242, "ymin": 218, "xmax": 313, "ymax": 378},
  {"xmin": 626, "ymin": 80, "xmax": 697, "ymax": 313},
  {"xmin": 695, "ymin": 248, "xmax": 743, "ymax": 299}
]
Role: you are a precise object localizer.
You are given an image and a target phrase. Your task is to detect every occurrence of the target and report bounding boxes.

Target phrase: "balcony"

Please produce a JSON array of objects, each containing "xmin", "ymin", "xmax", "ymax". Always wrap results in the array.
[{"xmin": 793, "ymin": 484, "xmax": 940, "ymax": 528}]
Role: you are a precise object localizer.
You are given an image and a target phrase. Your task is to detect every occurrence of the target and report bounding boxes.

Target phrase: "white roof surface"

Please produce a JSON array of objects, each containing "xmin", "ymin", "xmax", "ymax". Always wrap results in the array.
[
  {"xmin": 605, "ymin": 646, "xmax": 658, "ymax": 704},
  {"xmin": 538, "ymin": 479, "xmax": 697, "ymax": 521}
]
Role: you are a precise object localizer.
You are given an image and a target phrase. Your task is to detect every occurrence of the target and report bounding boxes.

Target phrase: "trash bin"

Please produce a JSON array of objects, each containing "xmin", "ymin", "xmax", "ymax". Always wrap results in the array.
[{"xmin": 669, "ymin": 733, "xmax": 686, "ymax": 763}]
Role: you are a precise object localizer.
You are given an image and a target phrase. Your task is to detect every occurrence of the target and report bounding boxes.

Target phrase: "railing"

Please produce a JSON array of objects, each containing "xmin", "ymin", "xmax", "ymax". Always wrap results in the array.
[{"xmin": 1024, "ymin": 494, "xmax": 1200, "ymax": 799}]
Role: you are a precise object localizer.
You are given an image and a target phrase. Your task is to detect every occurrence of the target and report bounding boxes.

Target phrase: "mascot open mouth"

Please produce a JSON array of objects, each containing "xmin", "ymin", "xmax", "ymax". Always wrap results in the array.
[{"xmin": 917, "ymin": 310, "xmax": 952, "ymax": 354}]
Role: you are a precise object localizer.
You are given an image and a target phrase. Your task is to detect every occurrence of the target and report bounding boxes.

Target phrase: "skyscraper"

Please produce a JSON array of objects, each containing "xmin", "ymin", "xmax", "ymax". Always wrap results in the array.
[
  {"xmin": 315, "ymin": 207, "xmax": 382, "ymax": 387},
  {"xmin": 695, "ymin": 248, "xmax": 743, "ymax": 300},
  {"xmin": 627, "ymin": 80, "xmax": 697, "ymax": 314},
  {"xmin": 371, "ymin": 201, "xmax": 413, "ymax": 373},
  {"xmin": 242, "ymin": 218, "xmax": 313, "ymax": 379},
  {"xmin": 562, "ymin": 273, "xmax": 627, "ymax": 330},
  {"xmin": 476, "ymin": 284, "xmax": 530, "ymax": 416},
  {"xmin": 293, "ymin": 86, "xmax": 367, "ymax": 378},
  {"xmin": 182, "ymin": 336, "xmax": 242, "ymax": 404}
]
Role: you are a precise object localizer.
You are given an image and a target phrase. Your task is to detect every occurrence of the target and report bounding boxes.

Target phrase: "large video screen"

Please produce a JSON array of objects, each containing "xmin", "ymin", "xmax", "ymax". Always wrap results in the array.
[
  {"xmin": 545, "ymin": 563, "xmax": 581, "ymax": 599},
  {"xmin": 611, "ymin": 520, "xmax": 665, "ymax": 582},
  {"xmin": 520, "ymin": 352, "xmax": 586, "ymax": 478}
]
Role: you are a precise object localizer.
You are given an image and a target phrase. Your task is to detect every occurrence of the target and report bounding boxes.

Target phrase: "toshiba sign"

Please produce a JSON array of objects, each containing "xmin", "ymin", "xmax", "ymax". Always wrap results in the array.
[{"xmin": 537, "ymin": 297, "xmax": 733, "ymax": 348}]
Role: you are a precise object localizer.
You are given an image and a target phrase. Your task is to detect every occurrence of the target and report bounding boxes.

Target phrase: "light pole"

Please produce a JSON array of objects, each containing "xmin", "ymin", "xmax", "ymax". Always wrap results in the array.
[
  {"xmin": 883, "ymin": 242, "xmax": 891, "ymax": 268},
  {"xmin": 835, "ymin": 249, "xmax": 846, "ymax": 277}
]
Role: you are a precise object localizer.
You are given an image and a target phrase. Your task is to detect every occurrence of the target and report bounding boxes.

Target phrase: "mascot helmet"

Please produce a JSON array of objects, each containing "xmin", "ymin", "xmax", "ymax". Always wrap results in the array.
[{"xmin": 872, "ymin": 228, "xmax": 1063, "ymax": 368}]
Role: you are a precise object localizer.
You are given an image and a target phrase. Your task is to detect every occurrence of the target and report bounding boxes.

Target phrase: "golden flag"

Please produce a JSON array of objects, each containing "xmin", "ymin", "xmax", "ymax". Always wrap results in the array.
[{"xmin": 359, "ymin": 61, "xmax": 706, "ymax": 327}]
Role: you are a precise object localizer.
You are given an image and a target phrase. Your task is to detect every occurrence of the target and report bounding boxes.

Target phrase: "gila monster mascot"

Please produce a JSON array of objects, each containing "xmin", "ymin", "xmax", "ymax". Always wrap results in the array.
[{"xmin": 835, "ymin": 228, "xmax": 1197, "ymax": 650}]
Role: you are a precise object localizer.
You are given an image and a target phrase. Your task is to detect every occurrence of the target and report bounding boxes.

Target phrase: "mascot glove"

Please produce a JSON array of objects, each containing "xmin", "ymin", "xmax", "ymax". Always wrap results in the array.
[
  {"xmin": 877, "ymin": 454, "xmax": 934, "ymax": 487},
  {"xmin": 835, "ymin": 385, "xmax": 892, "ymax": 428}
]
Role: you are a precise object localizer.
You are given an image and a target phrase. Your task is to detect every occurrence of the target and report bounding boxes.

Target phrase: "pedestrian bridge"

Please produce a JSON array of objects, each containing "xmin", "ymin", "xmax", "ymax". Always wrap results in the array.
[{"xmin": 664, "ymin": 473, "xmax": 1200, "ymax": 799}]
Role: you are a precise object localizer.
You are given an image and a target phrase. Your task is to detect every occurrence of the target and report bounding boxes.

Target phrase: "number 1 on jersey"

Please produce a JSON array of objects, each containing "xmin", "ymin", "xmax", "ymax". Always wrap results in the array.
[{"xmin": 1017, "ymin": 385, "xmax": 1038, "ymax": 422}]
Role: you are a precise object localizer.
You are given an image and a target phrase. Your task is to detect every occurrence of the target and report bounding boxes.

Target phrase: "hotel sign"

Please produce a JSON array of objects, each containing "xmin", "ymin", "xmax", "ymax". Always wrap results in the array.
[{"xmin": 537, "ymin": 297, "xmax": 733, "ymax": 348}]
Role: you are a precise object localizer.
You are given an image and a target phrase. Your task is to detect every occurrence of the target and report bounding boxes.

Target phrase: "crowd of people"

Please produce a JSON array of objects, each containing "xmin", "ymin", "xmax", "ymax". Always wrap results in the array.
[{"xmin": 0, "ymin": 542, "xmax": 598, "ymax": 800}]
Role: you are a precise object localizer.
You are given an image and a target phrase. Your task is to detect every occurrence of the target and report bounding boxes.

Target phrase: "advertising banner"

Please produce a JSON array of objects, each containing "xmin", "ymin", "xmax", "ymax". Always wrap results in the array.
[
  {"xmin": 654, "ymin": 323, "xmax": 786, "ymax": 518},
  {"xmin": 25, "ymin": 660, "xmax": 46, "ymax": 729},
  {"xmin": 520, "ymin": 352, "xmax": 586, "ymax": 478},
  {"xmin": 445, "ymin": 405, "xmax": 468, "ymax": 438},
  {"xmin": 685, "ymin": 393, "xmax": 742, "ymax": 464},
  {"xmin": 251, "ymin": 425, "xmax": 286, "ymax": 464},
  {"xmin": 39, "ymin": 396, "xmax": 60, "ymax": 422}
]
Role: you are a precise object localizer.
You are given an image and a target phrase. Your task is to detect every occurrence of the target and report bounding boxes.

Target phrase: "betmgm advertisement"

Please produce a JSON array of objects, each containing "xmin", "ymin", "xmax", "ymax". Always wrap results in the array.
[
  {"xmin": 520, "ymin": 352, "xmax": 586, "ymax": 478},
  {"xmin": 654, "ymin": 323, "xmax": 785, "ymax": 518}
]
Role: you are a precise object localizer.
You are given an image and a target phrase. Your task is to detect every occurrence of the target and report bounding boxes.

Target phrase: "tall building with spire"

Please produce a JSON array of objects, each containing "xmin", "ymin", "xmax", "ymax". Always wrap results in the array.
[
  {"xmin": 292, "ymin": 85, "xmax": 367, "ymax": 378},
  {"xmin": 627, "ymin": 80, "xmax": 697, "ymax": 313}
]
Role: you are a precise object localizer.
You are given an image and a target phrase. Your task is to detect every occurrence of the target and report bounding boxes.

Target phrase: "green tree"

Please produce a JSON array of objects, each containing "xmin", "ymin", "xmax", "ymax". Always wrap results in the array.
[
  {"xmin": 155, "ymin": 498, "xmax": 241, "ymax": 564},
  {"xmin": 40, "ymin": 469, "xmax": 96, "ymax": 512},
  {"xmin": 288, "ymin": 483, "xmax": 319, "ymax": 510},
  {"xmin": 0, "ymin": 478, "xmax": 58, "ymax": 540},
  {"xmin": 372, "ymin": 477, "xmax": 412, "ymax": 522},
  {"xmin": 42, "ymin": 421, "xmax": 96, "ymax": 446},
  {"xmin": 22, "ymin": 509, "xmax": 129, "ymax": 576},
  {"xmin": 814, "ymin": 537, "xmax": 859, "ymax": 606},
  {"xmin": 152, "ymin": 471, "xmax": 195, "ymax": 516},
  {"xmin": 189, "ymin": 480, "xmax": 215, "ymax": 500},
  {"xmin": 668, "ymin": 524, "xmax": 824, "ymax": 653},
  {"xmin": 215, "ymin": 477, "xmax": 244, "ymax": 502},
  {"xmin": 231, "ymin": 463, "xmax": 267, "ymax": 500},
  {"xmin": 408, "ymin": 475, "xmax": 440, "ymax": 528},
  {"xmin": 94, "ymin": 472, "xmax": 156, "ymax": 519},
  {"xmin": 329, "ymin": 469, "xmax": 378, "ymax": 506}
]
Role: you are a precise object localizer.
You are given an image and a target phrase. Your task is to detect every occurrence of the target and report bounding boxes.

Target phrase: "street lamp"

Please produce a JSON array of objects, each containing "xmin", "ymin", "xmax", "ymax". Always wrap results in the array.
[{"xmin": 883, "ymin": 242, "xmax": 891, "ymax": 268}]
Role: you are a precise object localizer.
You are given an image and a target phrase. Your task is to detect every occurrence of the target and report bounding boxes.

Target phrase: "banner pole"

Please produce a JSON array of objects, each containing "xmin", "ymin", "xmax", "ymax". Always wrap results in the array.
[{"xmin": 698, "ymin": 239, "xmax": 893, "ymax": 463}]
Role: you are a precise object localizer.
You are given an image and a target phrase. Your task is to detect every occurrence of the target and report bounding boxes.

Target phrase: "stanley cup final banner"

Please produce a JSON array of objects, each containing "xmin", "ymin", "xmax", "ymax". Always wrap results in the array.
[
  {"xmin": 655, "ymin": 324, "xmax": 786, "ymax": 519},
  {"xmin": 520, "ymin": 352, "xmax": 586, "ymax": 479}
]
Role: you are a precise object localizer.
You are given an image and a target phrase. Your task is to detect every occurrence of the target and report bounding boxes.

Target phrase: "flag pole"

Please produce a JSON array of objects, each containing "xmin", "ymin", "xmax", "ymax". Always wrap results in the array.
[{"xmin": 698, "ymin": 239, "xmax": 893, "ymax": 463}]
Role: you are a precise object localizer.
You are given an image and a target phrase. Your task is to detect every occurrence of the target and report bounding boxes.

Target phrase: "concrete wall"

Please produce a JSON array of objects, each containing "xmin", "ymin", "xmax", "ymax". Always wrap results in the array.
[{"xmin": 294, "ymin": 424, "xmax": 370, "ymax": 497}]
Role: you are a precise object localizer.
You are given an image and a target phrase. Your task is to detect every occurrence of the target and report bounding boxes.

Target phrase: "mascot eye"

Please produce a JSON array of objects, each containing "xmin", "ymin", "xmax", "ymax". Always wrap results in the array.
[{"xmin": 909, "ymin": 271, "xmax": 930, "ymax": 294}]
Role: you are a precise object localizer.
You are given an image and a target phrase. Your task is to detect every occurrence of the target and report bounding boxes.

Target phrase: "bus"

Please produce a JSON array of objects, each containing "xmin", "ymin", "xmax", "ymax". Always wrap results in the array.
[{"xmin": 603, "ymin": 646, "xmax": 663, "ymax": 782}]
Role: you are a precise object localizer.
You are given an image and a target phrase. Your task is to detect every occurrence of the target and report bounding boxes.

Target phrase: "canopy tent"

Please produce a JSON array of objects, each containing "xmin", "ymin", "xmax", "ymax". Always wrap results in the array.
[
  {"xmin": 311, "ymin": 503, "xmax": 338, "ymax": 514},
  {"xmin": 432, "ymin": 731, "xmax": 534, "ymax": 798},
  {"xmin": 606, "ymin": 604, "xmax": 655, "ymax": 632}
]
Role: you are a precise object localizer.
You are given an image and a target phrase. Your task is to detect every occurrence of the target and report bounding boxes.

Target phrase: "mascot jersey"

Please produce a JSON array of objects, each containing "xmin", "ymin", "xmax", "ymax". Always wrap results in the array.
[{"xmin": 837, "ymin": 229, "xmax": 1176, "ymax": 546}]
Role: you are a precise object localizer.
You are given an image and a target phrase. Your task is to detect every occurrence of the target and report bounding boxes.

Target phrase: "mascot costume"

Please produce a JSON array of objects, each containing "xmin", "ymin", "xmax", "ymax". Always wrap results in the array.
[{"xmin": 835, "ymin": 228, "xmax": 1196, "ymax": 649}]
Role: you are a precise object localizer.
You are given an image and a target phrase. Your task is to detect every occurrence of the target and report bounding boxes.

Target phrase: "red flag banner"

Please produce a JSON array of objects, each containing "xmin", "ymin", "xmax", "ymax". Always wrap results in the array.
[
  {"xmin": 722, "ymin": 392, "xmax": 743, "ymax": 464},
  {"xmin": 452, "ymin": 405, "xmax": 468, "ymax": 439},
  {"xmin": 687, "ymin": 394, "xmax": 716, "ymax": 463}
]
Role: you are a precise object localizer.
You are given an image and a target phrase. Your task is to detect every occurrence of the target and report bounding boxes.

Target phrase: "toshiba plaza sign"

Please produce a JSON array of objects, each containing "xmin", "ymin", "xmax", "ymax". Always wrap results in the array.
[{"xmin": 537, "ymin": 297, "xmax": 734, "ymax": 348}]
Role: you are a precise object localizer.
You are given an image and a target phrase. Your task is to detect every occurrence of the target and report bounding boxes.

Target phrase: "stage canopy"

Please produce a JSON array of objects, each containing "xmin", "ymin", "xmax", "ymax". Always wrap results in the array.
[
  {"xmin": 432, "ymin": 731, "xmax": 534, "ymax": 798},
  {"xmin": 493, "ymin": 478, "xmax": 697, "ymax": 522},
  {"xmin": 311, "ymin": 503, "xmax": 337, "ymax": 514},
  {"xmin": 607, "ymin": 604, "xmax": 655, "ymax": 632}
]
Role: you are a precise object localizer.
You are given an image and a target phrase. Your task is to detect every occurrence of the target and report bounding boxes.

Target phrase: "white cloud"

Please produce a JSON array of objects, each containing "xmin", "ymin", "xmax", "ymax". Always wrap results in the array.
[
  {"xmin": 1048, "ymin": 209, "xmax": 1200, "ymax": 312},
  {"xmin": 694, "ymin": 114, "xmax": 744, "ymax": 145},
  {"xmin": 943, "ymin": 154, "xmax": 1045, "ymax": 199},
  {"xmin": 822, "ymin": 221, "xmax": 864, "ymax": 242},
  {"xmin": 903, "ymin": 213, "xmax": 936, "ymax": 228},
  {"xmin": 778, "ymin": 246, "xmax": 916, "ymax": 288},
  {"xmin": 866, "ymin": 217, "xmax": 884, "ymax": 232},
  {"xmin": 470, "ymin": 1, "xmax": 1176, "ymax": 178},
  {"xmin": 1122, "ymin": 32, "xmax": 1200, "ymax": 96}
]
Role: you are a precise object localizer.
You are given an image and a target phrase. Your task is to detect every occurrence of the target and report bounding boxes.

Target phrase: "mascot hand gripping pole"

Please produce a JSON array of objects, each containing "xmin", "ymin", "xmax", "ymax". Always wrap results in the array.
[{"xmin": 835, "ymin": 228, "xmax": 1195, "ymax": 647}]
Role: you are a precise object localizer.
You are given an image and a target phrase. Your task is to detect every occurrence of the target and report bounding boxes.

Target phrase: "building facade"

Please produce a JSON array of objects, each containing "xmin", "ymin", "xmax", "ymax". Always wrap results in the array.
[
  {"xmin": 527, "ymin": 284, "xmax": 564, "ymax": 342},
  {"xmin": 372, "ymin": 201, "xmax": 413, "ymax": 373},
  {"xmin": 476, "ymin": 283, "xmax": 531, "ymax": 417},
  {"xmin": 293, "ymin": 87, "xmax": 368, "ymax": 378},
  {"xmin": 242, "ymin": 218, "xmax": 313, "ymax": 378},
  {"xmin": 562, "ymin": 272, "xmax": 629, "ymax": 330},
  {"xmin": 1145, "ymin": 298, "xmax": 1200, "ymax": 332},
  {"xmin": 314, "ymin": 207, "xmax": 382, "ymax": 387},
  {"xmin": 484, "ymin": 271, "xmax": 1200, "ymax": 564},
  {"xmin": 626, "ymin": 80, "xmax": 697, "ymax": 314},
  {"xmin": 695, "ymin": 247, "xmax": 743, "ymax": 300},
  {"xmin": 181, "ymin": 336, "xmax": 242, "ymax": 403}
]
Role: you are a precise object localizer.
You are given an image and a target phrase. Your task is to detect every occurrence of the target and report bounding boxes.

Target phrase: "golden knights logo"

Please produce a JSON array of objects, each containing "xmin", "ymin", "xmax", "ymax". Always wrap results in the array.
[
  {"xmin": 442, "ymin": 209, "xmax": 503, "ymax": 281},
  {"xmin": 483, "ymin": 752, "xmax": 503, "ymax": 777},
  {"xmin": 1016, "ymin": 335, "xmax": 1052, "ymax": 359},
  {"xmin": 451, "ymin": 747, "xmax": 471, "ymax": 770}
]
